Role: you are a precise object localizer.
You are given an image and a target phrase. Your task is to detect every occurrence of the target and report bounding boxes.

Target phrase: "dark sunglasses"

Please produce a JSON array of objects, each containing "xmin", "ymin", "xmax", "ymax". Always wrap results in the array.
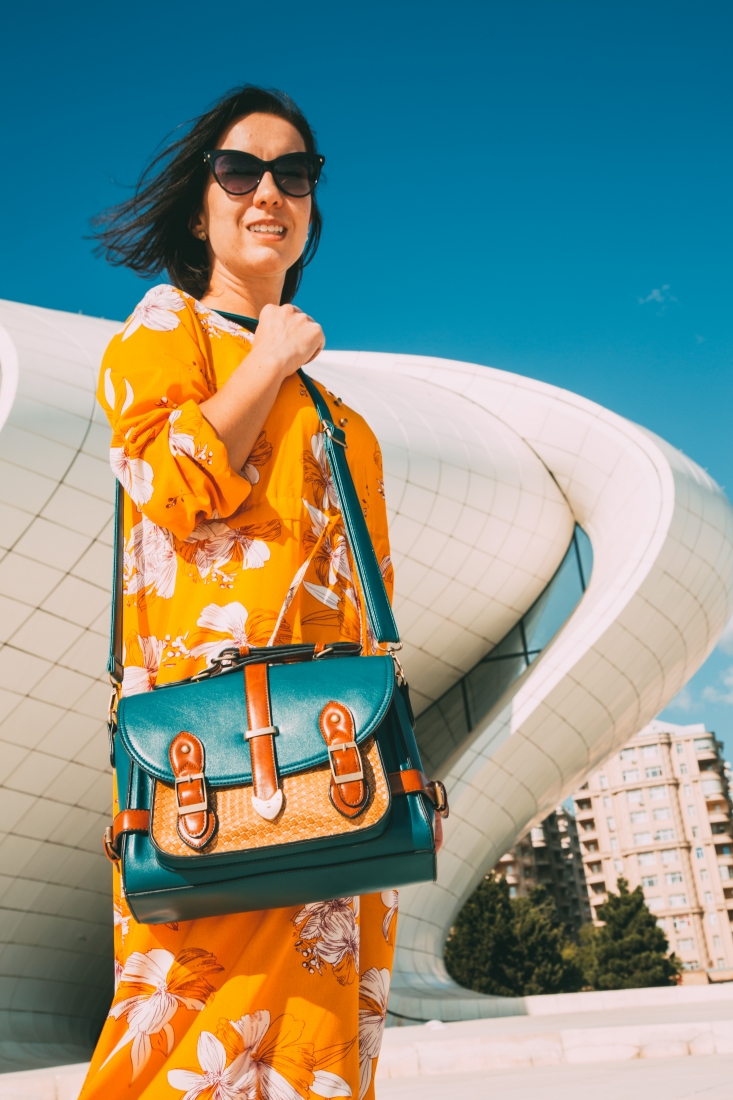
[{"xmin": 204, "ymin": 150, "xmax": 325, "ymax": 197}]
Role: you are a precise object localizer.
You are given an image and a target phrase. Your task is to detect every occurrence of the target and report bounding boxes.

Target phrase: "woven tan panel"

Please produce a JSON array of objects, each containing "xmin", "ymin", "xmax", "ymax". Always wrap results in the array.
[{"xmin": 151, "ymin": 736, "xmax": 389, "ymax": 858}]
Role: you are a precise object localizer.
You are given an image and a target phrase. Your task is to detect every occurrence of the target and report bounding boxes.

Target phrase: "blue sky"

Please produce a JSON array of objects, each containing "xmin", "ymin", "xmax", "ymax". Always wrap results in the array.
[{"xmin": 2, "ymin": 1, "xmax": 732, "ymax": 750}]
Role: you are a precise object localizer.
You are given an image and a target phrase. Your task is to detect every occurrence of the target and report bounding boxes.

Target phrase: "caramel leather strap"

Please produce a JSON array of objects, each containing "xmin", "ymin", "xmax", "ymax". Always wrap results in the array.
[
  {"xmin": 169, "ymin": 730, "xmax": 216, "ymax": 849},
  {"xmin": 244, "ymin": 663, "xmax": 283, "ymax": 821},
  {"xmin": 388, "ymin": 769, "xmax": 450, "ymax": 817},
  {"xmin": 103, "ymin": 808, "xmax": 150, "ymax": 862},
  {"xmin": 319, "ymin": 701, "xmax": 368, "ymax": 819}
]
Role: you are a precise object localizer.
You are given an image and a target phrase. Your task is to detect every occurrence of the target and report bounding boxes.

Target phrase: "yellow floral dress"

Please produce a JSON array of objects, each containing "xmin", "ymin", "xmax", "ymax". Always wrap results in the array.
[{"xmin": 79, "ymin": 284, "xmax": 397, "ymax": 1100}]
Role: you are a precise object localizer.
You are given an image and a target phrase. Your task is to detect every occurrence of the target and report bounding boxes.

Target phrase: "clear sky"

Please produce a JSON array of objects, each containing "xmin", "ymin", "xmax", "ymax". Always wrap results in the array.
[{"xmin": 2, "ymin": 1, "xmax": 731, "ymax": 749}]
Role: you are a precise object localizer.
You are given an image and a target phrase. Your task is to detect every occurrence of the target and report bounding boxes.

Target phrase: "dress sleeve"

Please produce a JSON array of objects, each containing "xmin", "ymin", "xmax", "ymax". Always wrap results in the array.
[{"xmin": 97, "ymin": 288, "xmax": 251, "ymax": 540}]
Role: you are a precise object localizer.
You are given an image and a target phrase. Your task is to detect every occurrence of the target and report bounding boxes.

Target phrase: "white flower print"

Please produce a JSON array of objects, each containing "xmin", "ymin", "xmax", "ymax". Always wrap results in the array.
[
  {"xmin": 190, "ymin": 602, "xmax": 250, "ymax": 665},
  {"xmin": 114, "ymin": 901, "xmax": 131, "ymax": 939},
  {"xmin": 102, "ymin": 947, "xmax": 222, "ymax": 1082},
  {"xmin": 194, "ymin": 300, "xmax": 255, "ymax": 342},
  {"xmin": 380, "ymin": 889, "xmax": 398, "ymax": 944},
  {"xmin": 102, "ymin": 369, "xmax": 134, "ymax": 415},
  {"xmin": 358, "ymin": 967, "xmax": 391, "ymax": 1100},
  {"xmin": 185, "ymin": 519, "xmax": 271, "ymax": 582},
  {"xmin": 293, "ymin": 898, "xmax": 359, "ymax": 984},
  {"xmin": 122, "ymin": 284, "xmax": 186, "ymax": 341},
  {"xmin": 110, "ymin": 448, "xmax": 154, "ymax": 507},
  {"xmin": 127, "ymin": 516, "xmax": 177, "ymax": 599},
  {"xmin": 266, "ymin": 560, "xmax": 309, "ymax": 646},
  {"xmin": 168, "ymin": 409, "xmax": 197, "ymax": 458},
  {"xmin": 304, "ymin": 582, "xmax": 341, "ymax": 610},
  {"xmin": 303, "ymin": 433, "xmax": 336, "ymax": 510},
  {"xmin": 114, "ymin": 959, "xmax": 124, "ymax": 992},
  {"xmin": 122, "ymin": 634, "xmax": 165, "ymax": 696},
  {"xmin": 168, "ymin": 1031, "xmax": 249, "ymax": 1100}
]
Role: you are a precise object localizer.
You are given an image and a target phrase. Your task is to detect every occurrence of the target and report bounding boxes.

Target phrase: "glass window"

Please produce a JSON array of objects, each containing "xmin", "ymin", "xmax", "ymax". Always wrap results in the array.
[
  {"xmin": 610, "ymin": 837, "xmax": 619, "ymax": 850},
  {"xmin": 661, "ymin": 849, "xmax": 679, "ymax": 864},
  {"xmin": 646, "ymin": 897, "xmax": 663, "ymax": 910},
  {"xmin": 676, "ymin": 744, "xmax": 684, "ymax": 755},
  {"xmin": 709, "ymin": 912, "xmax": 718, "ymax": 925},
  {"xmin": 603, "ymin": 796, "xmax": 612, "ymax": 808},
  {"xmin": 620, "ymin": 749, "xmax": 636, "ymax": 762},
  {"xmin": 687, "ymin": 805, "xmax": 696, "ymax": 818},
  {"xmin": 642, "ymin": 745, "xmax": 659, "ymax": 759},
  {"xmin": 630, "ymin": 811, "xmax": 648, "ymax": 824},
  {"xmin": 646, "ymin": 767, "xmax": 663, "ymax": 778},
  {"xmin": 599, "ymin": 775, "xmax": 608, "ymax": 790},
  {"xmin": 614, "ymin": 859, "xmax": 624, "ymax": 872},
  {"xmin": 694, "ymin": 738, "xmax": 715, "ymax": 751},
  {"xmin": 623, "ymin": 770, "xmax": 640, "ymax": 783},
  {"xmin": 719, "ymin": 865, "xmax": 731, "ymax": 880},
  {"xmin": 697, "ymin": 848, "xmax": 705, "ymax": 860},
  {"xmin": 704, "ymin": 891, "xmax": 714, "ymax": 904},
  {"xmin": 713, "ymin": 936, "xmax": 722, "ymax": 949},
  {"xmin": 634, "ymin": 832, "xmax": 653, "ymax": 845},
  {"xmin": 669, "ymin": 894, "xmax": 687, "ymax": 907},
  {"xmin": 665, "ymin": 872, "xmax": 683, "ymax": 885},
  {"xmin": 638, "ymin": 852, "xmax": 656, "ymax": 866},
  {"xmin": 642, "ymin": 875, "xmax": 658, "ymax": 888},
  {"xmin": 627, "ymin": 789, "xmax": 644, "ymax": 804},
  {"xmin": 654, "ymin": 808, "xmax": 671, "ymax": 820},
  {"xmin": 701, "ymin": 869, "xmax": 709, "ymax": 880},
  {"xmin": 677, "ymin": 938, "xmax": 695, "ymax": 951},
  {"xmin": 684, "ymin": 785, "xmax": 692, "ymax": 797},
  {"xmin": 607, "ymin": 817, "xmax": 616, "ymax": 831},
  {"xmin": 680, "ymin": 764, "xmax": 688, "ymax": 774},
  {"xmin": 656, "ymin": 829, "xmax": 675, "ymax": 842},
  {"xmin": 674, "ymin": 917, "xmax": 691, "ymax": 930},
  {"xmin": 703, "ymin": 779, "xmax": 724, "ymax": 795},
  {"xmin": 649, "ymin": 786, "xmax": 668, "ymax": 800}
]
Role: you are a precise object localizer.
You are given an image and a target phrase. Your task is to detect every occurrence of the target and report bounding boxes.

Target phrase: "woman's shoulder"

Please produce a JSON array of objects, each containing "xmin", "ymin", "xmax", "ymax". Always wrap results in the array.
[
  {"xmin": 105, "ymin": 284, "xmax": 254, "ymax": 359},
  {"xmin": 308, "ymin": 375, "xmax": 382, "ymax": 453}
]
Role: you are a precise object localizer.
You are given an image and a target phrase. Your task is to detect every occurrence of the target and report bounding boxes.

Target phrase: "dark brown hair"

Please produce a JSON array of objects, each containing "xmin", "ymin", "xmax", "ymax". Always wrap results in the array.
[{"xmin": 92, "ymin": 85, "xmax": 323, "ymax": 304}]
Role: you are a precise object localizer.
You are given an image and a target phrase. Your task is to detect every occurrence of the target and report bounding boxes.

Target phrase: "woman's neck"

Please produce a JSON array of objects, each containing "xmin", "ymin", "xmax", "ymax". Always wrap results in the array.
[{"xmin": 198, "ymin": 264, "xmax": 285, "ymax": 319}]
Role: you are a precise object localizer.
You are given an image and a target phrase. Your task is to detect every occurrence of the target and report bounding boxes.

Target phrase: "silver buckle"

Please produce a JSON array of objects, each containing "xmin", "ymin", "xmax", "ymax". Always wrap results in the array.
[
  {"xmin": 327, "ymin": 741, "xmax": 364, "ymax": 785},
  {"xmin": 175, "ymin": 773, "xmax": 207, "ymax": 815},
  {"xmin": 245, "ymin": 725, "xmax": 279, "ymax": 740},
  {"xmin": 320, "ymin": 420, "xmax": 348, "ymax": 448}
]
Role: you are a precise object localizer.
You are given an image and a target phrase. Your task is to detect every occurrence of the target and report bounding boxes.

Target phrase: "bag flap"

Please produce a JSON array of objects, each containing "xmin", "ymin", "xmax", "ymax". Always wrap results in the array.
[{"xmin": 117, "ymin": 655, "xmax": 394, "ymax": 786}]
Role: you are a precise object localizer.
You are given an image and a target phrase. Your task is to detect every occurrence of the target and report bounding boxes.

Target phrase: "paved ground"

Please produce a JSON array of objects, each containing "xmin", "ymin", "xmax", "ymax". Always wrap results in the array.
[{"xmin": 377, "ymin": 1053, "xmax": 733, "ymax": 1099}]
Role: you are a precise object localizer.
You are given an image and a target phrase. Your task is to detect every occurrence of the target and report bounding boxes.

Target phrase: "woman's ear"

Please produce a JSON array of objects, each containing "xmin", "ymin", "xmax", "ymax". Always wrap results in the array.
[{"xmin": 190, "ymin": 211, "xmax": 208, "ymax": 241}]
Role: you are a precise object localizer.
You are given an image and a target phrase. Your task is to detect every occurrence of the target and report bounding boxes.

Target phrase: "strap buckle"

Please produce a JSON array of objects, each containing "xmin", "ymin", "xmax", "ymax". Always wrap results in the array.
[
  {"xmin": 327, "ymin": 741, "xmax": 364, "ymax": 785},
  {"xmin": 175, "ymin": 773, "xmax": 208, "ymax": 815},
  {"xmin": 103, "ymin": 825, "xmax": 120, "ymax": 863},
  {"xmin": 320, "ymin": 420, "xmax": 348, "ymax": 448},
  {"xmin": 245, "ymin": 725, "xmax": 279, "ymax": 739},
  {"xmin": 429, "ymin": 779, "xmax": 450, "ymax": 818}
]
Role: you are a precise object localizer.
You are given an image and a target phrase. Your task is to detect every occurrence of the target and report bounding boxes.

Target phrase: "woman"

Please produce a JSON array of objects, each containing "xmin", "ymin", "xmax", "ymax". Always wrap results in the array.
[{"xmin": 82, "ymin": 85, "xmax": 398, "ymax": 1100}]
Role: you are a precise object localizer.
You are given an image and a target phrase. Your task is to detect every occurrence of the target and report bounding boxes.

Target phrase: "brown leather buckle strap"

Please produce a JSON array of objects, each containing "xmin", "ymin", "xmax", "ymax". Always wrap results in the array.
[
  {"xmin": 319, "ymin": 701, "xmax": 369, "ymax": 819},
  {"xmin": 244, "ymin": 663, "xmax": 283, "ymax": 821},
  {"xmin": 388, "ymin": 769, "xmax": 450, "ymax": 818},
  {"xmin": 169, "ymin": 731, "xmax": 216, "ymax": 849},
  {"xmin": 103, "ymin": 808, "xmax": 150, "ymax": 863}
]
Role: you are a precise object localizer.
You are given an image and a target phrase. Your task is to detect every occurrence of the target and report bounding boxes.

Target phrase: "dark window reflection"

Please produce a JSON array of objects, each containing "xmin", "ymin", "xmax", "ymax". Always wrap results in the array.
[{"xmin": 414, "ymin": 527, "xmax": 592, "ymax": 774}]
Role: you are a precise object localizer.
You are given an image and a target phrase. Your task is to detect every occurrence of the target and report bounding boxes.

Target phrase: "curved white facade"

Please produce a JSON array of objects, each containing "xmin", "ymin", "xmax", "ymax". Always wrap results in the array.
[{"xmin": 0, "ymin": 299, "xmax": 731, "ymax": 1064}]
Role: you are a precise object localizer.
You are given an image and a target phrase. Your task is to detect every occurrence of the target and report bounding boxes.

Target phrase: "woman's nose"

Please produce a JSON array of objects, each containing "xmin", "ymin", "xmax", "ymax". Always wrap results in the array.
[{"xmin": 253, "ymin": 171, "xmax": 281, "ymax": 205}]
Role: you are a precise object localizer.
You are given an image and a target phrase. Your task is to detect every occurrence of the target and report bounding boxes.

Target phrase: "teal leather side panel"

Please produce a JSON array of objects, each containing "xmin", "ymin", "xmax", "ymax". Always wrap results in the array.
[{"xmin": 117, "ymin": 655, "xmax": 394, "ymax": 785}]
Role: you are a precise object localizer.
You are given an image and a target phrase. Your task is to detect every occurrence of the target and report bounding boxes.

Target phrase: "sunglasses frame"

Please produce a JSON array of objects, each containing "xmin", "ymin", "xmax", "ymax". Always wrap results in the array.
[{"xmin": 204, "ymin": 150, "xmax": 326, "ymax": 197}]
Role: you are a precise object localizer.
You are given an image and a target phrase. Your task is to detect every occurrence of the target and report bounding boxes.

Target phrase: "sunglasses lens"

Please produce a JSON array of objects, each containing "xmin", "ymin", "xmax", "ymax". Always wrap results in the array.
[
  {"xmin": 212, "ymin": 154, "xmax": 261, "ymax": 194},
  {"xmin": 274, "ymin": 156, "xmax": 319, "ymax": 196}
]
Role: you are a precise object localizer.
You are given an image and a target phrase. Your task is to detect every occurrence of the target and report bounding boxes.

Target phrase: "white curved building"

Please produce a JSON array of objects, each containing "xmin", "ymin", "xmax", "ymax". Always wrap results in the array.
[{"xmin": 0, "ymin": 299, "xmax": 731, "ymax": 1067}]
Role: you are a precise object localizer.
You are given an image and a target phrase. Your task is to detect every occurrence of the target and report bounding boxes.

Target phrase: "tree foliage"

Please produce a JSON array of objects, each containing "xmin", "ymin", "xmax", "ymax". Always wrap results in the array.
[
  {"xmin": 580, "ymin": 878, "xmax": 681, "ymax": 989},
  {"xmin": 444, "ymin": 874, "xmax": 583, "ymax": 996},
  {"xmin": 444, "ymin": 874, "xmax": 679, "ymax": 996}
]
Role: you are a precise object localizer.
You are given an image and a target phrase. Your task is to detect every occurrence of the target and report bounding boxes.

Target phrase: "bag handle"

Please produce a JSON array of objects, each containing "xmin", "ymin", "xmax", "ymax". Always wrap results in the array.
[{"xmin": 107, "ymin": 369, "xmax": 399, "ymax": 681}]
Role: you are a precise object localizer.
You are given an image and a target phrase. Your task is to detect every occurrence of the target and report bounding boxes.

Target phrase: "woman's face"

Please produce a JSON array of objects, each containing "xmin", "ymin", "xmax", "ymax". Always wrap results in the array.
[{"xmin": 193, "ymin": 112, "xmax": 311, "ymax": 289}]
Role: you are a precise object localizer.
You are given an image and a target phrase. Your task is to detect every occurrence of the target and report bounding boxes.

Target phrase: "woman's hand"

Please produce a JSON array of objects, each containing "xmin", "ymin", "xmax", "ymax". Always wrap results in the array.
[
  {"xmin": 199, "ymin": 305, "xmax": 325, "ymax": 473},
  {"xmin": 253, "ymin": 303, "xmax": 325, "ymax": 381}
]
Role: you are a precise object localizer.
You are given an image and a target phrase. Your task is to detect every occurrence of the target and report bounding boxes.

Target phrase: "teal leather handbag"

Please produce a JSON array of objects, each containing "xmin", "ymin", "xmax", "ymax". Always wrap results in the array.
[{"xmin": 104, "ymin": 371, "xmax": 448, "ymax": 924}]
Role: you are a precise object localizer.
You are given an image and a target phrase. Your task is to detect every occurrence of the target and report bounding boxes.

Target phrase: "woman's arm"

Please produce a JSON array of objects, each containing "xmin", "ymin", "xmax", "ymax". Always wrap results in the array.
[{"xmin": 200, "ymin": 303, "xmax": 324, "ymax": 472}]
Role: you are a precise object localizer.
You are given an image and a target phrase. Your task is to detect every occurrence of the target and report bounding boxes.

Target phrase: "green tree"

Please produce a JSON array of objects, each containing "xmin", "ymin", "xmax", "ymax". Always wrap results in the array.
[
  {"xmin": 443, "ymin": 874, "xmax": 523, "ymax": 996},
  {"xmin": 444, "ymin": 876, "xmax": 583, "ymax": 996},
  {"xmin": 583, "ymin": 878, "xmax": 681, "ymax": 989},
  {"xmin": 512, "ymin": 887, "xmax": 584, "ymax": 995}
]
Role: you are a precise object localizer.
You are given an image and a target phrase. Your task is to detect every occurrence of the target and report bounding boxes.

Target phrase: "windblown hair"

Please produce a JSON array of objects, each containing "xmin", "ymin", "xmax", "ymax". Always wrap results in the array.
[{"xmin": 92, "ymin": 85, "xmax": 322, "ymax": 304}]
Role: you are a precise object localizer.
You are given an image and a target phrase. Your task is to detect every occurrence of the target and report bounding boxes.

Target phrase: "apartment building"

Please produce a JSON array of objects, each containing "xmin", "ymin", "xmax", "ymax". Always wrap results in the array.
[
  {"xmin": 572, "ymin": 720, "xmax": 733, "ymax": 975},
  {"xmin": 495, "ymin": 805, "xmax": 592, "ymax": 935}
]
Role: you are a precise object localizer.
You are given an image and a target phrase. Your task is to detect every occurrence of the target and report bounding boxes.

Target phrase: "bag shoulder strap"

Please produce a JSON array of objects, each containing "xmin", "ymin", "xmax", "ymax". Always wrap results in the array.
[
  {"xmin": 108, "ymin": 369, "xmax": 399, "ymax": 678},
  {"xmin": 298, "ymin": 370, "xmax": 399, "ymax": 645}
]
